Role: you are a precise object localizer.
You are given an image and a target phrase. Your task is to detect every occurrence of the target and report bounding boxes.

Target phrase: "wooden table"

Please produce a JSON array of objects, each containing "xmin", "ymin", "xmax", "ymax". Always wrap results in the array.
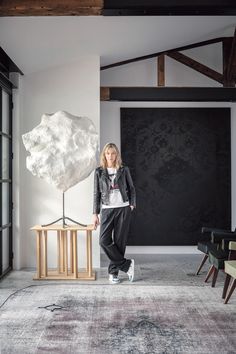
[{"xmin": 31, "ymin": 224, "xmax": 96, "ymax": 280}]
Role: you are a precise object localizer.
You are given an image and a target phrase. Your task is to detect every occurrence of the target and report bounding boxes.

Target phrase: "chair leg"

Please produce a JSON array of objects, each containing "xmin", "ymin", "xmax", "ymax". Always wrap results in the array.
[
  {"xmin": 222, "ymin": 274, "xmax": 231, "ymax": 299},
  {"xmin": 205, "ymin": 265, "xmax": 215, "ymax": 283},
  {"xmin": 211, "ymin": 268, "xmax": 219, "ymax": 287},
  {"xmin": 224, "ymin": 279, "xmax": 236, "ymax": 304},
  {"xmin": 196, "ymin": 254, "xmax": 208, "ymax": 275}
]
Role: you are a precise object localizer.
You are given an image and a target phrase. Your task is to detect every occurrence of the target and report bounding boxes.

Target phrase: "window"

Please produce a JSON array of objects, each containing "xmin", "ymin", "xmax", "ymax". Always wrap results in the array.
[
  {"xmin": 0, "ymin": 84, "xmax": 13, "ymax": 278},
  {"xmin": 0, "ymin": 47, "xmax": 21, "ymax": 279}
]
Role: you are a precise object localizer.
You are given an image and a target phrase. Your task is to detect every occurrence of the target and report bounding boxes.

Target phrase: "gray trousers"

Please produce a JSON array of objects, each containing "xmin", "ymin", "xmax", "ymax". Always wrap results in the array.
[{"xmin": 99, "ymin": 206, "xmax": 132, "ymax": 275}]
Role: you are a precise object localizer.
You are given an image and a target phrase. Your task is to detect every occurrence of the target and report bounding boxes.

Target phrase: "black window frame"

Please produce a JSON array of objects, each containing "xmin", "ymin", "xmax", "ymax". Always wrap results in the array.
[
  {"xmin": 0, "ymin": 79, "xmax": 13, "ymax": 279},
  {"xmin": 0, "ymin": 47, "xmax": 22, "ymax": 280}
]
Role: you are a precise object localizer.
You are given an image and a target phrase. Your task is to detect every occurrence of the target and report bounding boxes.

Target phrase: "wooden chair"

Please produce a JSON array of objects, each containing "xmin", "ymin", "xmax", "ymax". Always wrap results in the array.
[
  {"xmin": 196, "ymin": 227, "xmax": 235, "ymax": 275},
  {"xmin": 223, "ymin": 241, "xmax": 236, "ymax": 304},
  {"xmin": 206, "ymin": 232, "xmax": 236, "ymax": 287}
]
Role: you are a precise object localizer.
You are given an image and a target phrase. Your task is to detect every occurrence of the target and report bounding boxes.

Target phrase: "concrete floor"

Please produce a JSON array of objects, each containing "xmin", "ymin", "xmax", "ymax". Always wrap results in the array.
[{"xmin": 0, "ymin": 254, "xmax": 225, "ymax": 307}]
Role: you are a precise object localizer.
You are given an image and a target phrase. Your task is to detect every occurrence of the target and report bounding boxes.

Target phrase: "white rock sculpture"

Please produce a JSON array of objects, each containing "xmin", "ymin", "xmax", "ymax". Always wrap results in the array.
[{"xmin": 22, "ymin": 110, "xmax": 99, "ymax": 192}]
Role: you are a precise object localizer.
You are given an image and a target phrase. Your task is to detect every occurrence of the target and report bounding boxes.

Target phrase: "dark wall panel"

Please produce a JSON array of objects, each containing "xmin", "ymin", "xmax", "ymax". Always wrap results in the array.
[{"xmin": 121, "ymin": 108, "xmax": 231, "ymax": 245}]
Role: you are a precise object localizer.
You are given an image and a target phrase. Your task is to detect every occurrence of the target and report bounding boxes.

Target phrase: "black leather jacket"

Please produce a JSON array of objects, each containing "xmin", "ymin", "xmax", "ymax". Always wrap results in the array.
[{"xmin": 93, "ymin": 165, "xmax": 136, "ymax": 214}]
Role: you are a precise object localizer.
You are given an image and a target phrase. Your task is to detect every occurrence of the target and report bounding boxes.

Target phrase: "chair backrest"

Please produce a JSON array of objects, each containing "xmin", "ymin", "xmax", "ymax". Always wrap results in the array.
[{"xmin": 229, "ymin": 241, "xmax": 236, "ymax": 251}]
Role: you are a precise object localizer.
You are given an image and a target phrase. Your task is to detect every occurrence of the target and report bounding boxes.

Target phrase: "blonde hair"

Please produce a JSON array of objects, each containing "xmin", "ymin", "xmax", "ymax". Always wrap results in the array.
[{"xmin": 100, "ymin": 143, "xmax": 123, "ymax": 169}]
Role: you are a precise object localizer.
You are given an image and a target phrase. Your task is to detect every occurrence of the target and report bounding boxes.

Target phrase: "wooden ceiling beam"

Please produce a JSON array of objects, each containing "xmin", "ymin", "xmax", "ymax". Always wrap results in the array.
[
  {"xmin": 227, "ymin": 27, "xmax": 236, "ymax": 84},
  {"xmin": 167, "ymin": 51, "xmax": 223, "ymax": 84},
  {"xmin": 1, "ymin": 0, "xmax": 235, "ymax": 16},
  {"xmin": 157, "ymin": 55, "xmax": 165, "ymax": 87},
  {"xmin": 100, "ymin": 87, "xmax": 236, "ymax": 102},
  {"xmin": 223, "ymin": 38, "xmax": 234, "ymax": 87},
  {"xmin": 101, "ymin": 37, "xmax": 228, "ymax": 70},
  {"xmin": 100, "ymin": 87, "xmax": 110, "ymax": 101},
  {"xmin": 103, "ymin": 0, "xmax": 236, "ymax": 16},
  {"xmin": 0, "ymin": 0, "xmax": 103, "ymax": 16}
]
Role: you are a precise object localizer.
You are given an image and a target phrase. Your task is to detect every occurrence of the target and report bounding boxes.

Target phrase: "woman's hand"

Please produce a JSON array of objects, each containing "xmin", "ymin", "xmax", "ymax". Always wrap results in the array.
[
  {"xmin": 130, "ymin": 205, "xmax": 135, "ymax": 211},
  {"xmin": 93, "ymin": 214, "xmax": 100, "ymax": 230}
]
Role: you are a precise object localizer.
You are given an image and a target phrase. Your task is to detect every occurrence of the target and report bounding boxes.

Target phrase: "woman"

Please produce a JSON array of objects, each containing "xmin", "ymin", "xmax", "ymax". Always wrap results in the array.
[{"xmin": 93, "ymin": 142, "xmax": 136, "ymax": 284}]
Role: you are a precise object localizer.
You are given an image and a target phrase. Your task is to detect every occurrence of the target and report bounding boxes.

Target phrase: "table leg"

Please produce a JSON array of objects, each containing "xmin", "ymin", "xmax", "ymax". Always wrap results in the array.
[
  {"xmin": 60, "ymin": 231, "xmax": 65, "ymax": 273},
  {"xmin": 36, "ymin": 230, "xmax": 42, "ymax": 278},
  {"xmin": 64, "ymin": 231, "xmax": 68, "ymax": 276},
  {"xmin": 87, "ymin": 230, "xmax": 92, "ymax": 277},
  {"xmin": 57, "ymin": 230, "xmax": 60, "ymax": 273},
  {"xmin": 73, "ymin": 231, "xmax": 78, "ymax": 278},
  {"xmin": 43, "ymin": 230, "xmax": 48, "ymax": 277},
  {"xmin": 70, "ymin": 231, "xmax": 74, "ymax": 274}
]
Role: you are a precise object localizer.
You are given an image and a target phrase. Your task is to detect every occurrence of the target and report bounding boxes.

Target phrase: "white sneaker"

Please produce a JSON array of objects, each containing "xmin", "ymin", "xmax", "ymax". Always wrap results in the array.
[
  {"xmin": 109, "ymin": 274, "xmax": 120, "ymax": 284},
  {"xmin": 127, "ymin": 259, "xmax": 134, "ymax": 282}
]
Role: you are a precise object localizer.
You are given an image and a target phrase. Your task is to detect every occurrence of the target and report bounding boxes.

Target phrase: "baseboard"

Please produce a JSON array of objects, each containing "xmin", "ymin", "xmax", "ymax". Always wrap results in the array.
[
  {"xmin": 126, "ymin": 246, "xmax": 200, "ymax": 254},
  {"xmin": 101, "ymin": 246, "xmax": 200, "ymax": 255}
]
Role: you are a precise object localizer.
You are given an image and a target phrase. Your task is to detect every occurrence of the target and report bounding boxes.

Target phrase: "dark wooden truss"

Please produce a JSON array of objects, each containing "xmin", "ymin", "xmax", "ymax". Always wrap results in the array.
[
  {"xmin": 100, "ymin": 87, "xmax": 236, "ymax": 102},
  {"xmin": 103, "ymin": 1, "xmax": 236, "ymax": 16},
  {"xmin": 100, "ymin": 27, "xmax": 236, "ymax": 101},
  {"xmin": 101, "ymin": 34, "xmax": 236, "ymax": 87}
]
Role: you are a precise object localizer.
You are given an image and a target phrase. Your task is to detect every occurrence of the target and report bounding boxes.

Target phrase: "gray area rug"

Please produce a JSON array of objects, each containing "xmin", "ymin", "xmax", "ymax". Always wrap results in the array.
[{"xmin": 0, "ymin": 283, "xmax": 236, "ymax": 354}]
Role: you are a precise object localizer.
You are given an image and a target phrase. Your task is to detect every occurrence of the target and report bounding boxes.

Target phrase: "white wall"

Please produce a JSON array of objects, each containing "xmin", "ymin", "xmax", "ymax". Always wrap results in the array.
[
  {"xmin": 13, "ymin": 57, "xmax": 100, "ymax": 269},
  {"xmin": 101, "ymin": 44, "xmax": 236, "ymax": 254}
]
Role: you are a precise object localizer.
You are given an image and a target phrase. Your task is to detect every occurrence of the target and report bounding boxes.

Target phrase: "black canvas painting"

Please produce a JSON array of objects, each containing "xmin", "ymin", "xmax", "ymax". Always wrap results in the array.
[{"xmin": 121, "ymin": 108, "xmax": 231, "ymax": 245}]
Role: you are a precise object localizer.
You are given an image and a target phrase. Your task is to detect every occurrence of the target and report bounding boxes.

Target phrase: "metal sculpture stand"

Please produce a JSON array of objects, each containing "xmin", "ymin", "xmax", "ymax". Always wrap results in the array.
[{"xmin": 42, "ymin": 192, "xmax": 87, "ymax": 228}]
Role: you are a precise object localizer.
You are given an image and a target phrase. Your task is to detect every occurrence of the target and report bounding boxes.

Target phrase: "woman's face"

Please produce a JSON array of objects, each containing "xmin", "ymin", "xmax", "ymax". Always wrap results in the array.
[{"xmin": 105, "ymin": 148, "xmax": 117, "ymax": 165}]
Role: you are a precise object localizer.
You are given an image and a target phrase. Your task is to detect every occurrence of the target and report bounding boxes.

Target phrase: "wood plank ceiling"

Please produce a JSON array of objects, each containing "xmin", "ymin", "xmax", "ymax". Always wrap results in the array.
[{"xmin": 0, "ymin": 0, "xmax": 236, "ymax": 16}]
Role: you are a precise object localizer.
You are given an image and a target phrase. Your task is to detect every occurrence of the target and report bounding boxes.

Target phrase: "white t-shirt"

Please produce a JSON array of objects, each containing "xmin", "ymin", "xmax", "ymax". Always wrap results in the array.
[{"xmin": 102, "ymin": 167, "xmax": 129, "ymax": 209}]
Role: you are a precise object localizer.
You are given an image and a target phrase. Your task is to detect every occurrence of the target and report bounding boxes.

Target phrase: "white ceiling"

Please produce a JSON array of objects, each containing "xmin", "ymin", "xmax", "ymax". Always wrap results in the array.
[{"xmin": 0, "ymin": 16, "xmax": 235, "ymax": 74}]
